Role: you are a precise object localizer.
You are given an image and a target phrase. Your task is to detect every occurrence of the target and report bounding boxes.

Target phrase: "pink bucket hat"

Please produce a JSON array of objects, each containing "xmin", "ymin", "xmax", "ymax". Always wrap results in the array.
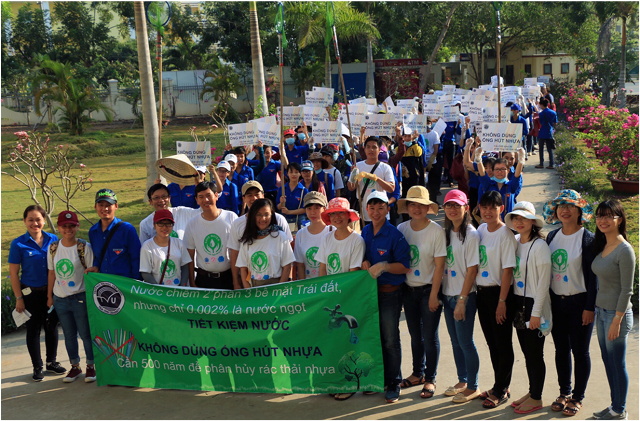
[{"xmin": 321, "ymin": 197, "xmax": 360, "ymax": 225}]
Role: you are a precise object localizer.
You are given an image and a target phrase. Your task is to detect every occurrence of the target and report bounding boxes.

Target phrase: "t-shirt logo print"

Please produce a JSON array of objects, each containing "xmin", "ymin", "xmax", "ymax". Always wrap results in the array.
[
  {"xmin": 479, "ymin": 245, "xmax": 488, "ymax": 268},
  {"xmin": 514, "ymin": 255, "xmax": 521, "ymax": 279},
  {"xmin": 161, "ymin": 259, "xmax": 176, "ymax": 278},
  {"xmin": 327, "ymin": 253, "xmax": 341, "ymax": 274},
  {"xmin": 409, "ymin": 245, "xmax": 420, "ymax": 268},
  {"xmin": 56, "ymin": 258, "xmax": 74, "ymax": 279},
  {"xmin": 251, "ymin": 251, "xmax": 269, "ymax": 274},
  {"xmin": 203, "ymin": 234, "xmax": 222, "ymax": 255},
  {"xmin": 305, "ymin": 247, "xmax": 320, "ymax": 269},
  {"xmin": 551, "ymin": 249, "xmax": 568, "ymax": 272},
  {"xmin": 446, "ymin": 246, "xmax": 454, "ymax": 267},
  {"xmin": 170, "ymin": 230, "xmax": 179, "ymax": 238}
]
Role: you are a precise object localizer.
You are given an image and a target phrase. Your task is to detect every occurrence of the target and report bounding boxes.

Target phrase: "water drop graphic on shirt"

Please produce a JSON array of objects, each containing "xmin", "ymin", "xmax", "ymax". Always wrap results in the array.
[
  {"xmin": 173, "ymin": 278, "xmax": 180, "ymax": 285},
  {"xmin": 481, "ymin": 271, "xmax": 489, "ymax": 278},
  {"xmin": 563, "ymin": 275, "xmax": 569, "ymax": 283},
  {"xmin": 451, "ymin": 270, "xmax": 457, "ymax": 277},
  {"xmin": 204, "ymin": 257, "xmax": 209, "ymax": 263},
  {"xmin": 517, "ymin": 281, "xmax": 524, "ymax": 288},
  {"xmin": 218, "ymin": 256, "xmax": 225, "ymax": 262},
  {"xmin": 414, "ymin": 270, "xmax": 420, "ymax": 276},
  {"xmin": 68, "ymin": 281, "xmax": 76, "ymax": 287},
  {"xmin": 264, "ymin": 275, "xmax": 270, "ymax": 280}
]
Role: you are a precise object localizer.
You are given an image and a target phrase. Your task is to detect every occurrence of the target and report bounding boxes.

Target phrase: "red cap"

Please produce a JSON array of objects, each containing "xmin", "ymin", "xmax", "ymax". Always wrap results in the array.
[
  {"xmin": 57, "ymin": 211, "xmax": 79, "ymax": 226},
  {"xmin": 444, "ymin": 189, "xmax": 468, "ymax": 206},
  {"xmin": 153, "ymin": 209, "xmax": 175, "ymax": 224},
  {"xmin": 284, "ymin": 129, "xmax": 296, "ymax": 137}
]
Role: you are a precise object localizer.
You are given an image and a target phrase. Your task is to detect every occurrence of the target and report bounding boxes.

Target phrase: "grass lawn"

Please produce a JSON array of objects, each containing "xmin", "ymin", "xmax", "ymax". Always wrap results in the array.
[{"xmin": 1, "ymin": 124, "xmax": 228, "ymax": 281}]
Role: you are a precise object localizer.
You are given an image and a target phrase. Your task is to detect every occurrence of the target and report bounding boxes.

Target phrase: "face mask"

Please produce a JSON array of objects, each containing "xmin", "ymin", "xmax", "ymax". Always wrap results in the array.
[
  {"xmin": 404, "ymin": 141, "xmax": 413, "ymax": 148},
  {"xmin": 285, "ymin": 138, "xmax": 295, "ymax": 145},
  {"xmin": 491, "ymin": 176, "xmax": 509, "ymax": 184},
  {"xmin": 297, "ymin": 133, "xmax": 306, "ymax": 141},
  {"xmin": 333, "ymin": 153, "xmax": 339, "ymax": 161},
  {"xmin": 314, "ymin": 168, "xmax": 323, "ymax": 175}
]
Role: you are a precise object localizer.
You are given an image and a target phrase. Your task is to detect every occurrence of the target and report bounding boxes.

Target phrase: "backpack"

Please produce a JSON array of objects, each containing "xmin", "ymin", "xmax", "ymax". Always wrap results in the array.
[{"xmin": 49, "ymin": 239, "xmax": 88, "ymax": 270}]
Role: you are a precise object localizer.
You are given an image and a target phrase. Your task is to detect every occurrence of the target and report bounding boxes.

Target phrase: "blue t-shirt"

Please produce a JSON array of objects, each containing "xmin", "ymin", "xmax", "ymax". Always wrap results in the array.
[
  {"xmin": 217, "ymin": 179, "xmax": 240, "ymax": 214},
  {"xmin": 361, "ymin": 220, "xmax": 411, "ymax": 286},
  {"xmin": 316, "ymin": 171, "xmax": 335, "ymax": 201},
  {"xmin": 284, "ymin": 145, "xmax": 310, "ymax": 165},
  {"xmin": 88, "ymin": 217, "xmax": 141, "ymax": 279},
  {"xmin": 8, "ymin": 231, "xmax": 58, "ymax": 287},
  {"xmin": 478, "ymin": 176, "xmax": 522, "ymax": 220},
  {"xmin": 283, "ymin": 182, "xmax": 309, "ymax": 215},
  {"xmin": 510, "ymin": 114, "xmax": 529, "ymax": 139},
  {"xmin": 167, "ymin": 183, "xmax": 198, "ymax": 209},
  {"xmin": 232, "ymin": 165, "xmax": 254, "ymax": 193},
  {"xmin": 538, "ymin": 108, "xmax": 557, "ymax": 140},
  {"xmin": 256, "ymin": 160, "xmax": 282, "ymax": 193},
  {"xmin": 387, "ymin": 170, "xmax": 401, "ymax": 206}
]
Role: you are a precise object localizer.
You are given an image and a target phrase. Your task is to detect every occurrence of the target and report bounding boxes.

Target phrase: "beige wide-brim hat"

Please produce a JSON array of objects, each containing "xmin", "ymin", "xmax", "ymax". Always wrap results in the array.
[
  {"xmin": 505, "ymin": 201, "xmax": 545, "ymax": 230},
  {"xmin": 155, "ymin": 154, "xmax": 199, "ymax": 185},
  {"xmin": 397, "ymin": 186, "xmax": 439, "ymax": 215}
]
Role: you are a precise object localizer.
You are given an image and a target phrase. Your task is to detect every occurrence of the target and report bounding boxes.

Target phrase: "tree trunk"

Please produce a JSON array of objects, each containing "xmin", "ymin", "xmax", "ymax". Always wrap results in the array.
[
  {"xmin": 366, "ymin": 39, "xmax": 374, "ymax": 98},
  {"xmin": 420, "ymin": 2, "xmax": 458, "ymax": 93},
  {"xmin": 618, "ymin": 16, "xmax": 627, "ymax": 108},
  {"xmin": 325, "ymin": 47, "xmax": 332, "ymax": 88},
  {"xmin": 250, "ymin": 2, "xmax": 269, "ymax": 114},
  {"xmin": 134, "ymin": 1, "xmax": 160, "ymax": 194},
  {"xmin": 597, "ymin": 17, "xmax": 614, "ymax": 106}
]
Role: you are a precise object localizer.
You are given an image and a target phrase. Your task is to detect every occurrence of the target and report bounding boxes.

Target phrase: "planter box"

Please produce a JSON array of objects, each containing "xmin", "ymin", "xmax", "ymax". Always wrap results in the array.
[{"xmin": 610, "ymin": 178, "xmax": 640, "ymax": 194}]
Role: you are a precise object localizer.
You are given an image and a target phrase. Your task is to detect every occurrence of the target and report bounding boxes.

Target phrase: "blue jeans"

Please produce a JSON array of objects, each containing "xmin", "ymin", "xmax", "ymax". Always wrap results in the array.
[
  {"xmin": 378, "ymin": 288, "xmax": 404, "ymax": 388},
  {"xmin": 443, "ymin": 293, "xmax": 480, "ymax": 390},
  {"xmin": 538, "ymin": 138, "xmax": 554, "ymax": 166},
  {"xmin": 53, "ymin": 292, "xmax": 94, "ymax": 365},
  {"xmin": 596, "ymin": 307, "xmax": 633, "ymax": 414},
  {"xmin": 403, "ymin": 284, "xmax": 441, "ymax": 383}
]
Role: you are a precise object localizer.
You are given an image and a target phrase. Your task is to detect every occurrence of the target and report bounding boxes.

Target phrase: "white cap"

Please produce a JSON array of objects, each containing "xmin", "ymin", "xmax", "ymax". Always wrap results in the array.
[
  {"xmin": 195, "ymin": 166, "xmax": 207, "ymax": 174},
  {"xmin": 225, "ymin": 154, "xmax": 238, "ymax": 164},
  {"xmin": 402, "ymin": 125, "xmax": 413, "ymax": 135},
  {"xmin": 505, "ymin": 201, "xmax": 544, "ymax": 230},
  {"xmin": 366, "ymin": 190, "xmax": 389, "ymax": 204},
  {"xmin": 217, "ymin": 161, "xmax": 231, "ymax": 172}
]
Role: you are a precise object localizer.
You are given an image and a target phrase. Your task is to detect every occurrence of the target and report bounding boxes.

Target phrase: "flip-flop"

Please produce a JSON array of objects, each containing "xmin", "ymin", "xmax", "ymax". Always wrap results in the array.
[
  {"xmin": 334, "ymin": 392, "xmax": 356, "ymax": 401},
  {"xmin": 514, "ymin": 404, "xmax": 543, "ymax": 414},
  {"xmin": 400, "ymin": 375, "xmax": 425, "ymax": 388},
  {"xmin": 482, "ymin": 394, "xmax": 509, "ymax": 409}
]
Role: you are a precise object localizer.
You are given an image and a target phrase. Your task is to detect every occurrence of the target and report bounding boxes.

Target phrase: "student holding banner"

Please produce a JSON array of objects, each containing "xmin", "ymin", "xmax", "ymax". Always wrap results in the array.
[
  {"xmin": 284, "ymin": 128, "xmax": 310, "ymax": 165},
  {"xmin": 277, "ymin": 162, "xmax": 309, "ymax": 231},
  {"xmin": 310, "ymin": 152, "xmax": 335, "ymax": 200},
  {"xmin": 236, "ymin": 198, "xmax": 296, "ymax": 287},
  {"xmin": 293, "ymin": 192, "xmax": 330, "ymax": 280},
  {"xmin": 475, "ymin": 149, "xmax": 526, "ymax": 221}
]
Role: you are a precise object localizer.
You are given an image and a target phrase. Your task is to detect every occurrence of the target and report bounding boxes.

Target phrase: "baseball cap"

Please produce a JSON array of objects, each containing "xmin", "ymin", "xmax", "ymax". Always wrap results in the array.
[
  {"xmin": 366, "ymin": 191, "xmax": 389, "ymax": 204},
  {"xmin": 510, "ymin": 104, "xmax": 522, "ymax": 111},
  {"xmin": 217, "ymin": 161, "xmax": 231, "ymax": 172},
  {"xmin": 153, "ymin": 209, "xmax": 175, "ymax": 224},
  {"xmin": 57, "ymin": 210, "xmax": 79, "ymax": 226},
  {"xmin": 444, "ymin": 189, "xmax": 468, "ymax": 206},
  {"xmin": 225, "ymin": 154, "xmax": 238, "ymax": 164},
  {"xmin": 242, "ymin": 180, "xmax": 264, "ymax": 196},
  {"xmin": 195, "ymin": 165, "xmax": 207, "ymax": 174},
  {"xmin": 284, "ymin": 129, "xmax": 296, "ymax": 137},
  {"xmin": 95, "ymin": 188, "xmax": 117, "ymax": 204},
  {"xmin": 301, "ymin": 161, "xmax": 313, "ymax": 172},
  {"xmin": 303, "ymin": 191, "xmax": 328, "ymax": 208}
]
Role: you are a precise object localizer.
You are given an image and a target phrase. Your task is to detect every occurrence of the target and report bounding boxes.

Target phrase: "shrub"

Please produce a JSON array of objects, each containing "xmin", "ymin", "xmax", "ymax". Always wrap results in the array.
[{"xmin": 2, "ymin": 282, "xmax": 18, "ymax": 334}]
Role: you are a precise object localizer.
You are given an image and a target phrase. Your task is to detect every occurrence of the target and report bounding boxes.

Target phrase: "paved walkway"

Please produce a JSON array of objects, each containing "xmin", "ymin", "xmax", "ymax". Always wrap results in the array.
[{"xmin": 2, "ymin": 166, "xmax": 638, "ymax": 420}]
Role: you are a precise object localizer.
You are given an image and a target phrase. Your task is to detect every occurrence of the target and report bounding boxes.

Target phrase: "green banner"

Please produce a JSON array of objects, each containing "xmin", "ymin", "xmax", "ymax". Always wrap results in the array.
[{"xmin": 85, "ymin": 271, "xmax": 384, "ymax": 393}]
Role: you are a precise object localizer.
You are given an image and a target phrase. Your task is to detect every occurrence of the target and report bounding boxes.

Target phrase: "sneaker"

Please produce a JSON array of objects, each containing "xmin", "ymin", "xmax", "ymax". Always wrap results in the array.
[
  {"xmin": 384, "ymin": 385, "xmax": 401, "ymax": 403},
  {"xmin": 85, "ymin": 365, "xmax": 96, "ymax": 383},
  {"xmin": 63, "ymin": 366, "xmax": 82, "ymax": 383},
  {"xmin": 46, "ymin": 361, "xmax": 67, "ymax": 375},
  {"xmin": 594, "ymin": 407, "xmax": 613, "ymax": 418},
  {"xmin": 597, "ymin": 409, "xmax": 628, "ymax": 420},
  {"xmin": 32, "ymin": 367, "xmax": 44, "ymax": 382}
]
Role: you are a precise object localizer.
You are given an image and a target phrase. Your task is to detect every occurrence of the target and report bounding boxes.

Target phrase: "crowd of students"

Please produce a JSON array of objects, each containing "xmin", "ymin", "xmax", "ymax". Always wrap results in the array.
[{"xmin": 8, "ymin": 86, "xmax": 635, "ymax": 420}]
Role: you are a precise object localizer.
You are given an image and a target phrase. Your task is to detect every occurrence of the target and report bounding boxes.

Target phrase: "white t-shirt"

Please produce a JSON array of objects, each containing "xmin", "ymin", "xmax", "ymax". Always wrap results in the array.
[
  {"xmin": 294, "ymin": 225, "xmax": 332, "ymax": 279},
  {"xmin": 443, "ymin": 224, "xmax": 480, "ymax": 296},
  {"xmin": 183, "ymin": 210, "xmax": 238, "ymax": 273},
  {"xmin": 47, "ymin": 241, "xmax": 95, "ymax": 298},
  {"xmin": 549, "ymin": 228, "xmax": 586, "ymax": 296},
  {"xmin": 316, "ymin": 230, "xmax": 365, "ymax": 275},
  {"xmin": 140, "ymin": 237, "xmax": 192, "ymax": 286},
  {"xmin": 139, "ymin": 206, "xmax": 201, "ymax": 243},
  {"xmin": 236, "ymin": 231, "xmax": 296, "ymax": 282},
  {"xmin": 355, "ymin": 160, "xmax": 395, "ymax": 221},
  {"xmin": 424, "ymin": 130, "xmax": 441, "ymax": 161},
  {"xmin": 398, "ymin": 220, "xmax": 447, "ymax": 287},
  {"xmin": 476, "ymin": 224, "xmax": 517, "ymax": 286},
  {"xmin": 513, "ymin": 236, "xmax": 552, "ymax": 317},
  {"xmin": 325, "ymin": 167, "xmax": 344, "ymax": 191},
  {"xmin": 227, "ymin": 213, "xmax": 293, "ymax": 251}
]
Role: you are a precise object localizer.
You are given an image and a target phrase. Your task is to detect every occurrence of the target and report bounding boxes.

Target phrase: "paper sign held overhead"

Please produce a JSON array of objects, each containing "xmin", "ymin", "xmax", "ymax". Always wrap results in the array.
[
  {"xmin": 254, "ymin": 121, "xmax": 281, "ymax": 147},
  {"xmin": 250, "ymin": 115, "xmax": 277, "ymax": 125},
  {"xmin": 422, "ymin": 94, "xmax": 438, "ymax": 104},
  {"xmin": 423, "ymin": 103, "xmax": 444, "ymax": 120},
  {"xmin": 363, "ymin": 113, "xmax": 395, "ymax": 137},
  {"xmin": 442, "ymin": 85, "xmax": 456, "ymax": 93},
  {"xmin": 337, "ymin": 103, "xmax": 368, "ymax": 133},
  {"xmin": 311, "ymin": 121, "xmax": 342, "ymax": 145},
  {"xmin": 228, "ymin": 122, "xmax": 257, "ymax": 147},
  {"xmin": 305, "ymin": 90, "xmax": 327, "ymax": 107},
  {"xmin": 177, "ymin": 141, "xmax": 211, "ymax": 166},
  {"xmin": 301, "ymin": 106, "xmax": 329, "ymax": 124},
  {"xmin": 277, "ymin": 106, "xmax": 303, "ymax": 126},
  {"xmin": 432, "ymin": 118, "xmax": 447, "ymax": 137},
  {"xmin": 312, "ymin": 86, "xmax": 335, "ymax": 107},
  {"xmin": 523, "ymin": 77, "xmax": 538, "ymax": 87},
  {"xmin": 482, "ymin": 106, "xmax": 511, "ymax": 123},
  {"xmin": 403, "ymin": 114, "xmax": 428, "ymax": 135},
  {"xmin": 442, "ymin": 105, "xmax": 460, "ymax": 122},
  {"xmin": 478, "ymin": 122, "xmax": 521, "ymax": 152}
]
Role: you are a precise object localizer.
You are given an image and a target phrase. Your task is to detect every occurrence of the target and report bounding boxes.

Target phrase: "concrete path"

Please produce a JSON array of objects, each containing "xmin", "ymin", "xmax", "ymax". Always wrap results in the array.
[{"xmin": 2, "ymin": 166, "xmax": 638, "ymax": 420}]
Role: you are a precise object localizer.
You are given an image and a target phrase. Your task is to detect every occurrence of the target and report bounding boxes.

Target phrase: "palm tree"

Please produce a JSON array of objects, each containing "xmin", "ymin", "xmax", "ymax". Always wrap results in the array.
[
  {"xmin": 200, "ymin": 59, "xmax": 246, "ymax": 106},
  {"xmin": 290, "ymin": 61, "xmax": 325, "ymax": 96},
  {"xmin": 616, "ymin": 2, "xmax": 637, "ymax": 108},
  {"xmin": 32, "ymin": 59, "xmax": 114, "ymax": 135},
  {"xmin": 286, "ymin": 2, "xmax": 380, "ymax": 88},
  {"xmin": 249, "ymin": 2, "xmax": 269, "ymax": 115}
]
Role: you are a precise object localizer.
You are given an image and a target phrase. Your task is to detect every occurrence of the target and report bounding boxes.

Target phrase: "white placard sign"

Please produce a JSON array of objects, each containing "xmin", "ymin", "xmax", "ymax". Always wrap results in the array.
[
  {"xmin": 305, "ymin": 90, "xmax": 327, "ymax": 106},
  {"xmin": 392, "ymin": 107, "xmax": 410, "ymax": 124},
  {"xmin": 366, "ymin": 98, "xmax": 377, "ymax": 106},
  {"xmin": 432, "ymin": 118, "xmax": 447, "ymax": 137},
  {"xmin": 277, "ymin": 106, "xmax": 303, "ymax": 126},
  {"xmin": 367, "ymin": 104, "xmax": 379, "ymax": 114},
  {"xmin": 311, "ymin": 121, "xmax": 342, "ymax": 144},
  {"xmin": 442, "ymin": 84, "xmax": 456, "ymax": 93},
  {"xmin": 250, "ymin": 115, "xmax": 277, "ymax": 125},
  {"xmin": 301, "ymin": 106, "xmax": 329, "ymax": 123},
  {"xmin": 478, "ymin": 122, "xmax": 521, "ymax": 152},
  {"xmin": 403, "ymin": 114, "xmax": 428, "ymax": 135},
  {"xmin": 474, "ymin": 88, "xmax": 496, "ymax": 101},
  {"xmin": 349, "ymin": 96, "xmax": 366, "ymax": 104},
  {"xmin": 478, "ymin": 85, "xmax": 494, "ymax": 91},
  {"xmin": 312, "ymin": 86, "xmax": 335, "ymax": 107},
  {"xmin": 437, "ymin": 94, "xmax": 453, "ymax": 104},
  {"xmin": 522, "ymin": 87, "xmax": 541, "ymax": 102},
  {"xmin": 524, "ymin": 77, "xmax": 538, "ymax": 87},
  {"xmin": 491, "ymin": 75, "xmax": 504, "ymax": 88},
  {"xmin": 383, "ymin": 96, "xmax": 395, "ymax": 110},
  {"xmin": 454, "ymin": 88, "xmax": 471, "ymax": 96},
  {"xmin": 433, "ymin": 90, "xmax": 445, "ymax": 97},
  {"xmin": 177, "ymin": 141, "xmax": 211, "ymax": 166},
  {"xmin": 443, "ymin": 105, "xmax": 460, "ymax": 122},
  {"xmin": 337, "ymin": 103, "xmax": 367, "ymax": 133},
  {"xmin": 423, "ymin": 103, "xmax": 444, "ymax": 120},
  {"xmin": 537, "ymin": 76, "xmax": 550, "ymax": 85},
  {"xmin": 254, "ymin": 122, "xmax": 281, "ymax": 147},
  {"xmin": 228, "ymin": 122, "xmax": 256, "ymax": 147},
  {"xmin": 460, "ymin": 95, "xmax": 471, "ymax": 114},
  {"xmin": 482, "ymin": 106, "xmax": 511, "ymax": 123},
  {"xmin": 395, "ymin": 99, "xmax": 416, "ymax": 108},
  {"xmin": 500, "ymin": 94, "xmax": 517, "ymax": 106},
  {"xmin": 363, "ymin": 113, "xmax": 395, "ymax": 137},
  {"xmin": 501, "ymin": 86, "xmax": 521, "ymax": 95},
  {"xmin": 422, "ymin": 94, "xmax": 438, "ymax": 104}
]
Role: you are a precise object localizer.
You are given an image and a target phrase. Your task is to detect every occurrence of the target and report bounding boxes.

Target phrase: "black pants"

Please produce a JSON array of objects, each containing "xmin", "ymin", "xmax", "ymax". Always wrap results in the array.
[
  {"xmin": 515, "ymin": 296, "xmax": 546, "ymax": 400},
  {"xmin": 23, "ymin": 286, "xmax": 59, "ymax": 368},
  {"xmin": 427, "ymin": 156, "xmax": 443, "ymax": 205},
  {"xmin": 195, "ymin": 269, "xmax": 234, "ymax": 290},
  {"xmin": 476, "ymin": 285, "xmax": 515, "ymax": 396},
  {"xmin": 442, "ymin": 141, "xmax": 455, "ymax": 183},
  {"xmin": 550, "ymin": 291, "xmax": 593, "ymax": 401}
]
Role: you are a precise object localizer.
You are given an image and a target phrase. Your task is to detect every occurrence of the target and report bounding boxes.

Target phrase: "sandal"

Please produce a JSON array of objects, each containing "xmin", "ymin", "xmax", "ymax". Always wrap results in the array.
[
  {"xmin": 552, "ymin": 394, "xmax": 571, "ymax": 412},
  {"xmin": 562, "ymin": 399, "xmax": 582, "ymax": 416},
  {"xmin": 420, "ymin": 383, "xmax": 436, "ymax": 399},
  {"xmin": 400, "ymin": 374, "xmax": 425, "ymax": 388},
  {"xmin": 482, "ymin": 392, "xmax": 509, "ymax": 409},
  {"xmin": 334, "ymin": 392, "xmax": 356, "ymax": 401},
  {"xmin": 479, "ymin": 389, "xmax": 492, "ymax": 400}
]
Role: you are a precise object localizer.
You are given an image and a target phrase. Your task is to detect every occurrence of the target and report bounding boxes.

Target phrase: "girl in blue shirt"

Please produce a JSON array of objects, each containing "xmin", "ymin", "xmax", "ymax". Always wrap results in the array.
[
  {"xmin": 9, "ymin": 205, "xmax": 66, "ymax": 381},
  {"xmin": 278, "ymin": 162, "xmax": 309, "ymax": 231}
]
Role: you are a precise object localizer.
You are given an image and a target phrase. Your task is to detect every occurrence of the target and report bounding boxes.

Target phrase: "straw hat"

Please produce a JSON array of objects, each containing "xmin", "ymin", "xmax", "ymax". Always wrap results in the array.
[
  {"xmin": 155, "ymin": 154, "xmax": 199, "ymax": 185},
  {"xmin": 321, "ymin": 197, "xmax": 359, "ymax": 225},
  {"xmin": 505, "ymin": 201, "xmax": 544, "ymax": 230},
  {"xmin": 542, "ymin": 189, "xmax": 593, "ymax": 225},
  {"xmin": 309, "ymin": 152, "xmax": 329, "ymax": 169},
  {"xmin": 397, "ymin": 186, "xmax": 439, "ymax": 214}
]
